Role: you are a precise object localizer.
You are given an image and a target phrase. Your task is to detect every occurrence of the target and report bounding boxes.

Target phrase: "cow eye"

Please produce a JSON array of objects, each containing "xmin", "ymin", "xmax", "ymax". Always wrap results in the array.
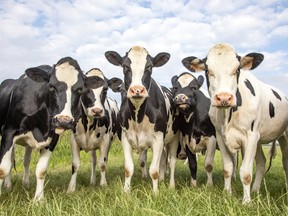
[
  {"xmin": 206, "ymin": 70, "xmax": 214, "ymax": 77},
  {"xmin": 76, "ymin": 87, "xmax": 84, "ymax": 94},
  {"xmin": 172, "ymin": 86, "xmax": 178, "ymax": 92},
  {"xmin": 49, "ymin": 83, "xmax": 56, "ymax": 92}
]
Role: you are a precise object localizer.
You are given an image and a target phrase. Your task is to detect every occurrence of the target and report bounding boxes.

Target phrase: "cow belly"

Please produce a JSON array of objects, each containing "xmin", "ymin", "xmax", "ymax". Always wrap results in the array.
[
  {"xmin": 74, "ymin": 131, "xmax": 106, "ymax": 152},
  {"xmin": 13, "ymin": 132, "xmax": 52, "ymax": 150}
]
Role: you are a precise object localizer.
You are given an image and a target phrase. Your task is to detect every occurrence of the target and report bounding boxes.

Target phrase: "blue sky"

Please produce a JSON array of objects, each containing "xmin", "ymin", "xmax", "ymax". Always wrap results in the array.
[{"xmin": 0, "ymin": 0, "xmax": 287, "ymax": 101}]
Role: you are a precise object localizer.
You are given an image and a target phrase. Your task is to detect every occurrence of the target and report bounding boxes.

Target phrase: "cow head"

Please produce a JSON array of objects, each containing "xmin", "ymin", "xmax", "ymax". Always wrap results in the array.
[
  {"xmin": 182, "ymin": 43, "xmax": 264, "ymax": 108},
  {"xmin": 81, "ymin": 68, "xmax": 122, "ymax": 118},
  {"xmin": 25, "ymin": 57, "xmax": 85, "ymax": 134},
  {"xmin": 171, "ymin": 72, "xmax": 204, "ymax": 115},
  {"xmin": 105, "ymin": 46, "xmax": 170, "ymax": 105}
]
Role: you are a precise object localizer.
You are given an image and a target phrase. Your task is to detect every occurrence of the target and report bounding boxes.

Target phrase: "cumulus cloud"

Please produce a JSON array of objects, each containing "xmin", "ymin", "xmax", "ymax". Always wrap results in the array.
[{"xmin": 0, "ymin": 0, "xmax": 287, "ymax": 101}]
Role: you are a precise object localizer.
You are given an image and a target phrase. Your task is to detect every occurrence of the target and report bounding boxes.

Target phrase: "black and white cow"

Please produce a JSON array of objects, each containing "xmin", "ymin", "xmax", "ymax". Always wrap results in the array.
[
  {"xmin": 105, "ymin": 46, "xmax": 179, "ymax": 193},
  {"xmin": 182, "ymin": 43, "xmax": 288, "ymax": 203},
  {"xmin": 171, "ymin": 72, "xmax": 217, "ymax": 187},
  {"xmin": 0, "ymin": 57, "xmax": 86, "ymax": 201},
  {"xmin": 67, "ymin": 68, "xmax": 121, "ymax": 192}
]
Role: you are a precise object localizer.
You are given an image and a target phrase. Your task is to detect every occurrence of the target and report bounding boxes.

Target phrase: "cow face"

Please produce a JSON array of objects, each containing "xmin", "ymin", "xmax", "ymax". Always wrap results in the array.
[
  {"xmin": 81, "ymin": 68, "xmax": 122, "ymax": 118},
  {"xmin": 105, "ymin": 46, "xmax": 170, "ymax": 105},
  {"xmin": 25, "ymin": 57, "xmax": 85, "ymax": 134},
  {"xmin": 182, "ymin": 43, "xmax": 264, "ymax": 108},
  {"xmin": 171, "ymin": 72, "xmax": 204, "ymax": 115}
]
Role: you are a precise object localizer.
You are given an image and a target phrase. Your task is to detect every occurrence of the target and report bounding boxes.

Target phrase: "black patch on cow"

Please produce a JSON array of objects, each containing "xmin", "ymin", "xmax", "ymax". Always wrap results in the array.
[
  {"xmin": 271, "ymin": 89, "xmax": 281, "ymax": 101},
  {"xmin": 228, "ymin": 108, "xmax": 233, "ymax": 123},
  {"xmin": 244, "ymin": 79, "xmax": 255, "ymax": 96},
  {"xmin": 269, "ymin": 102, "xmax": 275, "ymax": 118},
  {"xmin": 251, "ymin": 121, "xmax": 254, "ymax": 132},
  {"xmin": 236, "ymin": 88, "xmax": 242, "ymax": 107}
]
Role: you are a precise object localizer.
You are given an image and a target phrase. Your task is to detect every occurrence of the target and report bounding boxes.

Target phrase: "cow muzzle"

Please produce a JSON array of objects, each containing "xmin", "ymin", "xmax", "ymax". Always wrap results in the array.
[
  {"xmin": 52, "ymin": 115, "xmax": 75, "ymax": 134},
  {"xmin": 174, "ymin": 94, "xmax": 189, "ymax": 110},
  {"xmin": 128, "ymin": 85, "xmax": 147, "ymax": 99},
  {"xmin": 213, "ymin": 92, "xmax": 234, "ymax": 108},
  {"xmin": 90, "ymin": 107, "xmax": 104, "ymax": 117}
]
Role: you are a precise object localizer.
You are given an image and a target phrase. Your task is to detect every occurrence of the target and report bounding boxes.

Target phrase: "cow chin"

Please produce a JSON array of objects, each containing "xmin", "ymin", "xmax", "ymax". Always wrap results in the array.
[{"xmin": 55, "ymin": 127, "xmax": 65, "ymax": 135}]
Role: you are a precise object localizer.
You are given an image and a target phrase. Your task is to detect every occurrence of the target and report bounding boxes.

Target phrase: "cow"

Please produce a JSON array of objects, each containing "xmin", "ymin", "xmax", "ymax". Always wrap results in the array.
[
  {"xmin": 67, "ymin": 68, "xmax": 122, "ymax": 192},
  {"xmin": 0, "ymin": 57, "xmax": 87, "ymax": 201},
  {"xmin": 171, "ymin": 72, "xmax": 217, "ymax": 187},
  {"xmin": 182, "ymin": 43, "xmax": 288, "ymax": 203},
  {"xmin": 105, "ymin": 46, "xmax": 180, "ymax": 193}
]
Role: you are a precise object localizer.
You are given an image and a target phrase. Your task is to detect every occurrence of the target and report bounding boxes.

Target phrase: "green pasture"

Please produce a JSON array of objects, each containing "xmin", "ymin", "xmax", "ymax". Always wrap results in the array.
[{"xmin": 0, "ymin": 131, "xmax": 288, "ymax": 215}]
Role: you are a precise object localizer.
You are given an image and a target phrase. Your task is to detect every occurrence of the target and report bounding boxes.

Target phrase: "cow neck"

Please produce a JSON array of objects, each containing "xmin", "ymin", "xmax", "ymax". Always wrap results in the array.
[{"xmin": 128, "ymin": 98, "xmax": 147, "ymax": 123}]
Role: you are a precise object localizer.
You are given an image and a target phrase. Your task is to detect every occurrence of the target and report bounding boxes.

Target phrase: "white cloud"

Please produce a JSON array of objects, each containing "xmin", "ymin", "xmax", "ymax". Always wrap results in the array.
[{"xmin": 0, "ymin": 0, "xmax": 287, "ymax": 100}]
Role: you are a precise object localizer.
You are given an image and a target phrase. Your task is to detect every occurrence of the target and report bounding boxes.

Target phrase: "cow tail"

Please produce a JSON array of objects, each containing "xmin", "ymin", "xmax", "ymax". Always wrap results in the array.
[{"xmin": 265, "ymin": 141, "xmax": 277, "ymax": 174}]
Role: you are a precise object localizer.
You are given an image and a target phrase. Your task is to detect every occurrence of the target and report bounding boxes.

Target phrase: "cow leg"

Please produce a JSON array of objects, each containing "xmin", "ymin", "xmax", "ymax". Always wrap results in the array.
[
  {"xmin": 278, "ymin": 132, "xmax": 288, "ymax": 184},
  {"xmin": 0, "ymin": 132, "xmax": 15, "ymax": 196},
  {"xmin": 138, "ymin": 149, "xmax": 148, "ymax": 178},
  {"xmin": 22, "ymin": 146, "xmax": 33, "ymax": 188},
  {"xmin": 205, "ymin": 136, "xmax": 217, "ymax": 186},
  {"xmin": 90, "ymin": 150, "xmax": 97, "ymax": 186},
  {"xmin": 34, "ymin": 148, "xmax": 52, "ymax": 202},
  {"xmin": 98, "ymin": 136, "xmax": 111, "ymax": 187},
  {"xmin": 216, "ymin": 131, "xmax": 233, "ymax": 194},
  {"xmin": 240, "ymin": 133, "xmax": 259, "ymax": 204},
  {"xmin": 122, "ymin": 133, "xmax": 134, "ymax": 192},
  {"xmin": 186, "ymin": 147, "xmax": 197, "ymax": 187},
  {"xmin": 159, "ymin": 148, "xmax": 167, "ymax": 181},
  {"xmin": 168, "ymin": 137, "xmax": 178, "ymax": 189},
  {"xmin": 251, "ymin": 144, "xmax": 266, "ymax": 193},
  {"xmin": 150, "ymin": 134, "xmax": 164, "ymax": 193},
  {"xmin": 3, "ymin": 145, "xmax": 15, "ymax": 190},
  {"xmin": 67, "ymin": 135, "xmax": 81, "ymax": 193}
]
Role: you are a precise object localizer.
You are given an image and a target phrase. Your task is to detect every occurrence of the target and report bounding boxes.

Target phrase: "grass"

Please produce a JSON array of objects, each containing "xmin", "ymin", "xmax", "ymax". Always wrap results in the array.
[{"xmin": 1, "ymin": 131, "xmax": 288, "ymax": 215}]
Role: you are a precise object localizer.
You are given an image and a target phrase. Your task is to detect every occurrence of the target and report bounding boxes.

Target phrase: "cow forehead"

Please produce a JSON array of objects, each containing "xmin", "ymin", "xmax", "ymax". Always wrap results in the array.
[
  {"xmin": 86, "ymin": 68, "xmax": 104, "ymax": 79},
  {"xmin": 55, "ymin": 62, "xmax": 80, "ymax": 86},
  {"xmin": 178, "ymin": 73, "xmax": 196, "ymax": 87},
  {"xmin": 206, "ymin": 44, "xmax": 240, "ymax": 71},
  {"xmin": 127, "ymin": 46, "xmax": 149, "ymax": 66}
]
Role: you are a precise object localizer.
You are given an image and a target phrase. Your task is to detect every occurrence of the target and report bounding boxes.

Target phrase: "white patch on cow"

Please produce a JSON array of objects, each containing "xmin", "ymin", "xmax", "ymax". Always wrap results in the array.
[
  {"xmin": 86, "ymin": 68, "xmax": 104, "ymax": 79},
  {"xmin": 13, "ymin": 132, "xmax": 52, "ymax": 150},
  {"xmin": 128, "ymin": 46, "xmax": 148, "ymax": 89},
  {"xmin": 178, "ymin": 73, "xmax": 195, "ymax": 87},
  {"xmin": 55, "ymin": 62, "xmax": 79, "ymax": 119}
]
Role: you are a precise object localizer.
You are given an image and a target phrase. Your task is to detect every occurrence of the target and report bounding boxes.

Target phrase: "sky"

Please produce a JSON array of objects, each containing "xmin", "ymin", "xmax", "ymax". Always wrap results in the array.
[{"xmin": 0, "ymin": 0, "xmax": 288, "ymax": 102}]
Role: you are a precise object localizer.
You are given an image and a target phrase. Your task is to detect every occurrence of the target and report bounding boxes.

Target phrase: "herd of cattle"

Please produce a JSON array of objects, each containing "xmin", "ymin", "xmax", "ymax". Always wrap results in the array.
[{"xmin": 0, "ymin": 43, "xmax": 287, "ymax": 204}]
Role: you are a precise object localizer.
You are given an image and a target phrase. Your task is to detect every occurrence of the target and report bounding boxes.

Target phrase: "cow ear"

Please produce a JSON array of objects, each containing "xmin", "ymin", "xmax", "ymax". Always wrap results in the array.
[
  {"xmin": 25, "ymin": 66, "xmax": 50, "ymax": 82},
  {"xmin": 153, "ymin": 52, "xmax": 170, "ymax": 67},
  {"xmin": 105, "ymin": 51, "xmax": 123, "ymax": 66},
  {"xmin": 197, "ymin": 75, "xmax": 204, "ymax": 88},
  {"xmin": 107, "ymin": 77, "xmax": 123, "ymax": 93},
  {"xmin": 85, "ymin": 76, "xmax": 105, "ymax": 89},
  {"xmin": 182, "ymin": 57, "xmax": 206, "ymax": 72},
  {"xmin": 171, "ymin": 75, "xmax": 178, "ymax": 86},
  {"xmin": 240, "ymin": 53, "xmax": 264, "ymax": 70}
]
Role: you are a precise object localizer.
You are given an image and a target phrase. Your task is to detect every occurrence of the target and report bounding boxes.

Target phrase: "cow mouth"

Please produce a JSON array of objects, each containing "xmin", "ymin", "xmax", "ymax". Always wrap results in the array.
[{"xmin": 176, "ymin": 103, "xmax": 189, "ymax": 110}]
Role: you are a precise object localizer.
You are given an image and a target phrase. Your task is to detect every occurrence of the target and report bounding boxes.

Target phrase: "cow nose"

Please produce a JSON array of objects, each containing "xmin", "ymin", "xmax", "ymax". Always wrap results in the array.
[
  {"xmin": 53, "ymin": 115, "xmax": 74, "ymax": 129},
  {"xmin": 128, "ymin": 85, "xmax": 146, "ymax": 98},
  {"xmin": 215, "ymin": 92, "xmax": 234, "ymax": 107},
  {"xmin": 91, "ymin": 107, "xmax": 103, "ymax": 117},
  {"xmin": 174, "ymin": 94, "xmax": 188, "ymax": 103}
]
